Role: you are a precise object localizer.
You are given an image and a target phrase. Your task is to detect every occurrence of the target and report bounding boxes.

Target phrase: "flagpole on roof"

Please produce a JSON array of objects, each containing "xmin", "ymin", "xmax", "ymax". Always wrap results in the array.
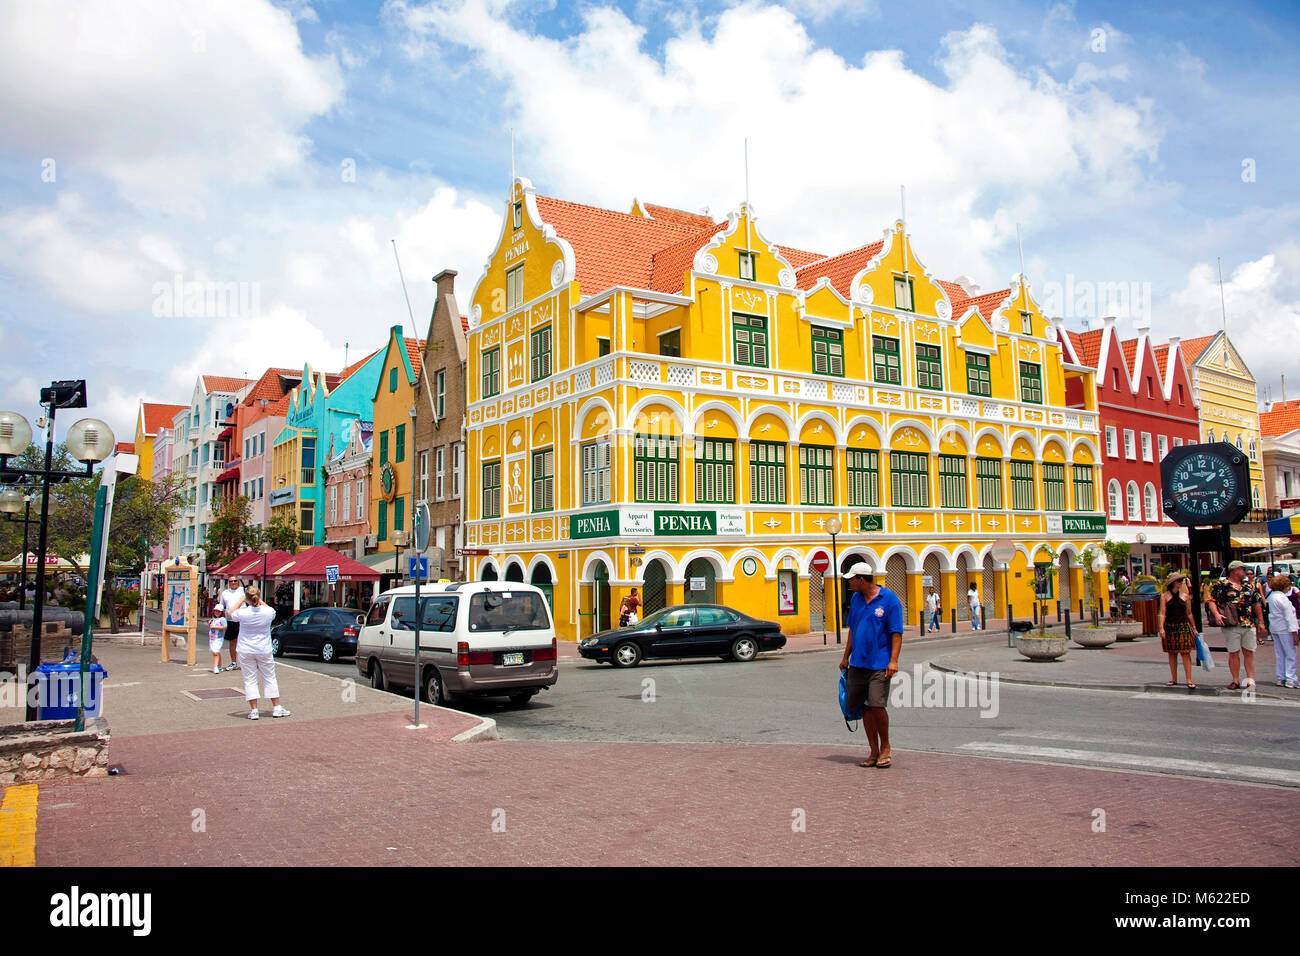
[
  {"xmin": 744, "ymin": 137, "xmax": 752, "ymax": 255},
  {"xmin": 900, "ymin": 185, "xmax": 908, "ymax": 275},
  {"xmin": 1017, "ymin": 223, "xmax": 1027, "ymax": 308},
  {"xmin": 1217, "ymin": 257, "xmax": 1228, "ymax": 336}
]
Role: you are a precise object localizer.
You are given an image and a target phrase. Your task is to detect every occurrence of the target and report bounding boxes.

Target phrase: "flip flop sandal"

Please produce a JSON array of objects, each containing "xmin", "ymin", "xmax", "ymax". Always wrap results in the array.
[
  {"xmin": 1226, "ymin": 682, "xmax": 1240, "ymax": 690},
  {"xmin": 1165, "ymin": 680, "xmax": 1178, "ymax": 686},
  {"xmin": 875, "ymin": 757, "xmax": 892, "ymax": 769},
  {"xmin": 1186, "ymin": 683, "xmax": 1197, "ymax": 691},
  {"xmin": 860, "ymin": 756, "xmax": 878, "ymax": 768}
]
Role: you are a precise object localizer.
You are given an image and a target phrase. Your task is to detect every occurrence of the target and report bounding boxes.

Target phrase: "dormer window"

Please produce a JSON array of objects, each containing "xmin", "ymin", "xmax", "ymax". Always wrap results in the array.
[
  {"xmin": 893, "ymin": 277, "xmax": 913, "ymax": 311},
  {"xmin": 1020, "ymin": 311, "xmax": 1032, "ymax": 334},
  {"xmin": 738, "ymin": 251, "xmax": 756, "ymax": 282},
  {"xmin": 512, "ymin": 202, "xmax": 522, "ymax": 230}
]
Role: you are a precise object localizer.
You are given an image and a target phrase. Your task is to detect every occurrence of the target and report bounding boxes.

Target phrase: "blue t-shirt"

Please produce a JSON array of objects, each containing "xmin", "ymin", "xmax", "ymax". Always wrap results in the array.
[{"xmin": 847, "ymin": 587, "xmax": 904, "ymax": 670}]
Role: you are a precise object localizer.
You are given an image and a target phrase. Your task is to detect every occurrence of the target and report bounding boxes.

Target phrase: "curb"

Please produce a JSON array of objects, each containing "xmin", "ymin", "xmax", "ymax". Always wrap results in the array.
[
  {"xmin": 448, "ymin": 711, "xmax": 499, "ymax": 743},
  {"xmin": 926, "ymin": 659, "xmax": 1296, "ymax": 701}
]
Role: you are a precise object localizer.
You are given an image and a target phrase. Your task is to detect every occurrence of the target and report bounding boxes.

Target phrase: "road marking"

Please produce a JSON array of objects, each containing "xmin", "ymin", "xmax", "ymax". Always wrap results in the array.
[
  {"xmin": 0, "ymin": 785, "xmax": 38, "ymax": 867},
  {"xmin": 1127, "ymin": 691, "xmax": 1300, "ymax": 708},
  {"xmin": 960, "ymin": 741, "xmax": 1300, "ymax": 787},
  {"xmin": 997, "ymin": 729, "xmax": 1300, "ymax": 760}
]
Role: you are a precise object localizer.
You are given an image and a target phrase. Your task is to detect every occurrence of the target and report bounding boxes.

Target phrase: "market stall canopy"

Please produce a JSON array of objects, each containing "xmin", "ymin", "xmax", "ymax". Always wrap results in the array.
[
  {"xmin": 211, "ymin": 550, "xmax": 294, "ymax": 578},
  {"xmin": 0, "ymin": 552, "xmax": 89, "ymax": 573},
  {"xmin": 265, "ymin": 546, "xmax": 380, "ymax": 582},
  {"xmin": 1266, "ymin": 512, "xmax": 1300, "ymax": 538},
  {"xmin": 357, "ymin": 551, "xmax": 402, "ymax": 572}
]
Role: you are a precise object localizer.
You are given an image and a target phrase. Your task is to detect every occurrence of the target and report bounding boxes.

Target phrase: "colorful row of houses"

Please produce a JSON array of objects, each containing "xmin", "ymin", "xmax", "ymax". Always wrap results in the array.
[{"xmin": 128, "ymin": 178, "xmax": 1292, "ymax": 640}]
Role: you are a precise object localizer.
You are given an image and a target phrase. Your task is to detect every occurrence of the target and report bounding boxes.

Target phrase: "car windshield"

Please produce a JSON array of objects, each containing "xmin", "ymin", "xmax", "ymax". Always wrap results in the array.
[
  {"xmin": 468, "ymin": 591, "xmax": 550, "ymax": 632},
  {"xmin": 632, "ymin": 608, "xmax": 694, "ymax": 630}
]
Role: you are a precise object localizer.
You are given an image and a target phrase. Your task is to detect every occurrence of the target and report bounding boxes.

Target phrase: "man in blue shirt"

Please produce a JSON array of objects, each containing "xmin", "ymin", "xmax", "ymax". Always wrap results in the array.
[{"xmin": 839, "ymin": 561, "xmax": 903, "ymax": 768}]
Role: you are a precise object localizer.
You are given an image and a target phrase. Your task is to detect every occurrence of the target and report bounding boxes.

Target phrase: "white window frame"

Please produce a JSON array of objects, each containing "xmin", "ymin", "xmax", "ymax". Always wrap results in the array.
[
  {"xmin": 356, "ymin": 478, "xmax": 364, "ymax": 520},
  {"xmin": 582, "ymin": 439, "xmax": 613, "ymax": 506},
  {"xmin": 1173, "ymin": 436, "xmax": 1183, "ymax": 448},
  {"xmin": 329, "ymin": 484, "xmax": 337, "ymax": 524},
  {"xmin": 1126, "ymin": 481, "xmax": 1140, "ymax": 521},
  {"xmin": 1105, "ymin": 427, "xmax": 1118, "ymax": 458},
  {"xmin": 435, "ymin": 447, "xmax": 446, "ymax": 500},
  {"xmin": 342, "ymin": 481, "xmax": 350, "ymax": 523},
  {"xmin": 1123, "ymin": 429, "xmax": 1136, "ymax": 460},
  {"xmin": 452, "ymin": 443, "xmax": 462, "ymax": 499},
  {"xmin": 419, "ymin": 451, "xmax": 429, "ymax": 502},
  {"xmin": 1144, "ymin": 483, "xmax": 1158, "ymax": 522},
  {"xmin": 1141, "ymin": 432, "xmax": 1153, "ymax": 462},
  {"xmin": 1157, "ymin": 435, "xmax": 1168, "ymax": 461},
  {"xmin": 1108, "ymin": 480, "xmax": 1122, "ymax": 520},
  {"xmin": 893, "ymin": 276, "xmax": 913, "ymax": 311},
  {"xmin": 506, "ymin": 265, "xmax": 524, "ymax": 312}
]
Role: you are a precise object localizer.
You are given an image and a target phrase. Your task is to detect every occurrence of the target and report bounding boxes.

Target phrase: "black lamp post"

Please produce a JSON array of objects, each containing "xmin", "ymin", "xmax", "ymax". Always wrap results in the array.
[
  {"xmin": 0, "ymin": 489, "xmax": 35, "ymax": 610},
  {"xmin": 0, "ymin": 381, "xmax": 115, "ymax": 721},
  {"xmin": 828, "ymin": 516, "xmax": 843, "ymax": 645}
]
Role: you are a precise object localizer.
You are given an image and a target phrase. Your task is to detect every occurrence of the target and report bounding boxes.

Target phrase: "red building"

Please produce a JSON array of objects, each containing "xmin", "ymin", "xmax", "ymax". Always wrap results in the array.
[{"xmin": 1064, "ymin": 318, "xmax": 1201, "ymax": 574}]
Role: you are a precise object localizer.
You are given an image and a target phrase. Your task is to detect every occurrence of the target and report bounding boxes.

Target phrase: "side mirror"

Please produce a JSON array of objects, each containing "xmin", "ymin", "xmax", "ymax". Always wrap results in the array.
[{"xmin": 356, "ymin": 615, "xmax": 365, "ymax": 627}]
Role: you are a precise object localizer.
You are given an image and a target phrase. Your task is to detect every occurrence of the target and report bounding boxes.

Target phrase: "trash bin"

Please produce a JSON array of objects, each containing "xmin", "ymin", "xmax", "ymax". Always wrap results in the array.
[{"xmin": 34, "ymin": 663, "xmax": 107, "ymax": 720}]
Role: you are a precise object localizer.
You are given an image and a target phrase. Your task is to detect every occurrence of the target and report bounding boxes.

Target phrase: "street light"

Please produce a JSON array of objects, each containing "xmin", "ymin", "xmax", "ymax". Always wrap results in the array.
[
  {"xmin": 0, "ymin": 488, "xmax": 35, "ymax": 610},
  {"xmin": 827, "ymin": 516, "xmax": 842, "ymax": 645},
  {"xmin": 1090, "ymin": 549, "xmax": 1110, "ymax": 623},
  {"xmin": 392, "ymin": 529, "xmax": 409, "ymax": 588}
]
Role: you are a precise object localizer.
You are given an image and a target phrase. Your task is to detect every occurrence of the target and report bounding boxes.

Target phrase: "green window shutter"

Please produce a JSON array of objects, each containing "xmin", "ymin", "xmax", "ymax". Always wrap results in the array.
[
  {"xmin": 635, "ymin": 434, "xmax": 679, "ymax": 503},
  {"xmin": 965, "ymin": 353, "xmax": 991, "ymax": 396},
  {"xmin": 531, "ymin": 448, "xmax": 554, "ymax": 512},
  {"xmin": 975, "ymin": 457, "xmax": 1003, "ymax": 510},
  {"xmin": 378, "ymin": 500, "xmax": 387, "ymax": 542},
  {"xmin": 811, "ymin": 327, "xmax": 844, "ymax": 376},
  {"xmin": 389, "ymin": 367, "xmax": 397, "ymax": 393},
  {"xmin": 733, "ymin": 313, "xmax": 769, "ymax": 368},
  {"xmin": 916, "ymin": 344, "xmax": 942, "ymax": 390},
  {"xmin": 379, "ymin": 431, "xmax": 389, "ymax": 466},
  {"xmin": 937, "ymin": 454, "xmax": 967, "ymax": 509},
  {"xmin": 395, "ymin": 424, "xmax": 405, "ymax": 464},
  {"xmin": 394, "ymin": 496, "xmax": 404, "ymax": 531},
  {"xmin": 482, "ymin": 348, "xmax": 501, "ymax": 398},
  {"xmin": 530, "ymin": 328, "xmax": 552, "ymax": 381},
  {"xmin": 1010, "ymin": 460, "xmax": 1035, "ymax": 510},
  {"xmin": 1043, "ymin": 463, "xmax": 1066, "ymax": 512},
  {"xmin": 1019, "ymin": 362, "xmax": 1043, "ymax": 404},
  {"xmin": 872, "ymin": 336, "xmax": 901, "ymax": 385},
  {"xmin": 889, "ymin": 451, "xmax": 930, "ymax": 508},
  {"xmin": 749, "ymin": 441, "xmax": 787, "ymax": 505},
  {"xmin": 799, "ymin": 445, "xmax": 834, "ymax": 505},
  {"xmin": 1072, "ymin": 465, "xmax": 1095, "ymax": 512},
  {"xmin": 847, "ymin": 449, "xmax": 879, "ymax": 507},
  {"xmin": 694, "ymin": 438, "xmax": 735, "ymax": 504}
]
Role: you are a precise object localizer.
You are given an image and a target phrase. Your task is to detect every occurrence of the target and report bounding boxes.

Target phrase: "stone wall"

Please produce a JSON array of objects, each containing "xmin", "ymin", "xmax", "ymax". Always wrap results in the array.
[
  {"xmin": 0, "ymin": 717, "xmax": 110, "ymax": 785},
  {"xmin": 0, "ymin": 621, "xmax": 77, "ymax": 673}
]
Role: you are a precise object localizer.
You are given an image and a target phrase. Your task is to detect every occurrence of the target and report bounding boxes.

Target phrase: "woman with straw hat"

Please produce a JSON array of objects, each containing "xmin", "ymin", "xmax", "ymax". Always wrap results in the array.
[{"xmin": 1157, "ymin": 571, "xmax": 1198, "ymax": 691}]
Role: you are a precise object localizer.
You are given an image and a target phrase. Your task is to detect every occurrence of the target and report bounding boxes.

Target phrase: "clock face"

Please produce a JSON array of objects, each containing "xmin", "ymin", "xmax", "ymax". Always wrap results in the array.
[
  {"xmin": 1162, "ymin": 447, "xmax": 1246, "ymax": 523},
  {"xmin": 380, "ymin": 462, "xmax": 397, "ymax": 502}
]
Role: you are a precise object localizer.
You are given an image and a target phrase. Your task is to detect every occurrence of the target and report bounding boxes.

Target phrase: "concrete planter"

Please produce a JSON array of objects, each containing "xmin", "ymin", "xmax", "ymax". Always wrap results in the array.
[
  {"xmin": 1072, "ymin": 625, "xmax": 1119, "ymax": 648},
  {"xmin": 1115, "ymin": 620, "xmax": 1143, "ymax": 641},
  {"xmin": 1015, "ymin": 635, "xmax": 1069, "ymax": 661}
]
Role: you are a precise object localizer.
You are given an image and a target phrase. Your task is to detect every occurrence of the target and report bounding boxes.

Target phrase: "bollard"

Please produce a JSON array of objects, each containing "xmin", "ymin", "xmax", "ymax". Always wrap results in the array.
[
  {"xmin": 1006, "ymin": 602, "xmax": 1013, "ymax": 647},
  {"xmin": 1079, "ymin": 599, "xmax": 1085, "ymax": 617},
  {"xmin": 1056, "ymin": 600, "xmax": 1061, "ymax": 622},
  {"xmin": 1064, "ymin": 609, "xmax": 1071, "ymax": 638},
  {"xmin": 1032, "ymin": 604, "xmax": 1038, "ymax": 625},
  {"xmin": 950, "ymin": 608, "xmax": 956, "ymax": 633}
]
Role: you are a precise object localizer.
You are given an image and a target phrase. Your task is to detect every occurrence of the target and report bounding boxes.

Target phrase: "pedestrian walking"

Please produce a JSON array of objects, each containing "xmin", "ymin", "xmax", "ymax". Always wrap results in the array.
[
  {"xmin": 1157, "ymin": 571, "xmax": 1198, "ymax": 691},
  {"xmin": 967, "ymin": 583, "xmax": 981, "ymax": 630},
  {"xmin": 1205, "ymin": 560, "xmax": 1265, "ymax": 691},
  {"xmin": 925, "ymin": 586, "xmax": 940, "ymax": 632},
  {"xmin": 838, "ymin": 561, "xmax": 902, "ymax": 769},
  {"xmin": 618, "ymin": 587, "xmax": 641, "ymax": 628},
  {"xmin": 208, "ymin": 606, "xmax": 228, "ymax": 675},
  {"xmin": 224, "ymin": 585, "xmax": 290, "ymax": 720},
  {"xmin": 218, "ymin": 576, "xmax": 245, "ymax": 671},
  {"xmin": 1267, "ymin": 575, "xmax": 1299, "ymax": 688}
]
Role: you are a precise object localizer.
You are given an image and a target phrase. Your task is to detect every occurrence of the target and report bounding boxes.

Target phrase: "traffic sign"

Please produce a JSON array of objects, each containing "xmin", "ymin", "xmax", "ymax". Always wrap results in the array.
[
  {"xmin": 408, "ymin": 556, "xmax": 429, "ymax": 581},
  {"xmin": 810, "ymin": 552, "xmax": 830, "ymax": 574},
  {"xmin": 413, "ymin": 501, "xmax": 431, "ymax": 552},
  {"xmin": 325, "ymin": 564, "xmax": 339, "ymax": 584},
  {"xmin": 990, "ymin": 536, "xmax": 1016, "ymax": 565}
]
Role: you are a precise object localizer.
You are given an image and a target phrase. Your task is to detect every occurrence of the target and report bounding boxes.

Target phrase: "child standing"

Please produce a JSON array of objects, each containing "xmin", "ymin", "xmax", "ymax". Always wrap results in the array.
[{"xmin": 208, "ymin": 607, "xmax": 228, "ymax": 675}]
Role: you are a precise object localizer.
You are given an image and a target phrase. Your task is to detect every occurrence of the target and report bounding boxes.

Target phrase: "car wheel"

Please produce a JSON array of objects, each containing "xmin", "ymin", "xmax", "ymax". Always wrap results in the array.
[
  {"xmin": 508, "ymin": 690, "xmax": 535, "ymax": 707},
  {"xmin": 370, "ymin": 661, "xmax": 386, "ymax": 691},
  {"xmin": 730, "ymin": 635, "xmax": 758, "ymax": 662},
  {"xmin": 423, "ymin": 667, "xmax": 448, "ymax": 705},
  {"xmin": 611, "ymin": 640, "xmax": 642, "ymax": 668},
  {"xmin": 320, "ymin": 640, "xmax": 336, "ymax": 663},
  {"xmin": 271, "ymin": 636, "xmax": 283, "ymax": 657}
]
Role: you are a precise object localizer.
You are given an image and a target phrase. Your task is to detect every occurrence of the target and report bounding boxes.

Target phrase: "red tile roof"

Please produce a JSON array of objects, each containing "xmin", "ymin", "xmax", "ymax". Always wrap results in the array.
[
  {"xmin": 114, "ymin": 442, "xmax": 135, "ymax": 455},
  {"xmin": 242, "ymin": 368, "xmax": 303, "ymax": 406},
  {"xmin": 404, "ymin": 338, "xmax": 427, "ymax": 380},
  {"xmin": 795, "ymin": 242, "xmax": 883, "ymax": 296},
  {"xmin": 537, "ymin": 195, "xmax": 706, "ymax": 297},
  {"xmin": 649, "ymin": 228, "xmax": 719, "ymax": 293},
  {"xmin": 965, "ymin": 289, "xmax": 1011, "ymax": 322},
  {"xmin": 267, "ymin": 394, "xmax": 292, "ymax": 417},
  {"xmin": 201, "ymin": 375, "xmax": 255, "ymax": 395},
  {"xmin": 639, "ymin": 202, "xmax": 716, "ymax": 230},
  {"xmin": 1180, "ymin": 334, "xmax": 1218, "ymax": 365},
  {"xmin": 1070, "ymin": 328, "xmax": 1105, "ymax": 369},
  {"xmin": 1261, "ymin": 400, "xmax": 1300, "ymax": 437},
  {"xmin": 776, "ymin": 245, "xmax": 825, "ymax": 269},
  {"xmin": 936, "ymin": 280, "xmax": 970, "ymax": 314},
  {"xmin": 141, "ymin": 402, "xmax": 188, "ymax": 436},
  {"xmin": 1120, "ymin": 338, "xmax": 1140, "ymax": 375}
]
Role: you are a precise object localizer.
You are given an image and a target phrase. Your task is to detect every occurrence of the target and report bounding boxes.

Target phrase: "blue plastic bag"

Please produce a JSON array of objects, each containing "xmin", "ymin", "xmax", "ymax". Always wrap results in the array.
[
  {"xmin": 838, "ymin": 669, "xmax": 861, "ymax": 731},
  {"xmin": 1195, "ymin": 633, "xmax": 1215, "ymax": 671}
]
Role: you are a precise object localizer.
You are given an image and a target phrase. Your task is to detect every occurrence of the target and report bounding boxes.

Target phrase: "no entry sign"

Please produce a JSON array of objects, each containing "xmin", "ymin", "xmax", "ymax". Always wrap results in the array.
[{"xmin": 810, "ymin": 552, "xmax": 830, "ymax": 574}]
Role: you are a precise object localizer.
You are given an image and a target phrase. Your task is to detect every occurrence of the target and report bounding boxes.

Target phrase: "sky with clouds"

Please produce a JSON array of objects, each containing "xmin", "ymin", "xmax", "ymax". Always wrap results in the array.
[{"xmin": 1, "ymin": 0, "xmax": 1297, "ymax": 443}]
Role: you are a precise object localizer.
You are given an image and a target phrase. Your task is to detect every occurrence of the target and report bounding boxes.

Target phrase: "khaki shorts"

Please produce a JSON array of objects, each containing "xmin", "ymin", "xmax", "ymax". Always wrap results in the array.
[
  {"xmin": 1221, "ymin": 626, "xmax": 1257, "ymax": 653},
  {"xmin": 845, "ymin": 667, "xmax": 891, "ymax": 710}
]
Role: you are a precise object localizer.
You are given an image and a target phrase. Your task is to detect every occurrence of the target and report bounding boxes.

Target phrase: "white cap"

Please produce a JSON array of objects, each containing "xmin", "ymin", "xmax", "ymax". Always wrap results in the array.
[{"xmin": 845, "ymin": 561, "xmax": 876, "ymax": 579}]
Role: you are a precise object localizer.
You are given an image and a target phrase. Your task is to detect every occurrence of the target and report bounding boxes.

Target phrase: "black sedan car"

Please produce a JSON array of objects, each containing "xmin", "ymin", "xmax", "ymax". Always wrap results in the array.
[
  {"xmin": 270, "ymin": 607, "xmax": 362, "ymax": 662},
  {"xmin": 579, "ymin": 604, "xmax": 786, "ymax": 667}
]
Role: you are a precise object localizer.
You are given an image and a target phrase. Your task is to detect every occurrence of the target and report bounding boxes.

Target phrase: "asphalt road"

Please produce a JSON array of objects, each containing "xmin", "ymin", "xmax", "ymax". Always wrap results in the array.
[{"xmin": 283, "ymin": 648, "xmax": 1300, "ymax": 789}]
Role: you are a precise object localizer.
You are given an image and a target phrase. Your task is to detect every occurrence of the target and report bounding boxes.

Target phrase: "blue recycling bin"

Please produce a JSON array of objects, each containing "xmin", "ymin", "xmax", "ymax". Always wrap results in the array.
[{"xmin": 34, "ymin": 663, "xmax": 107, "ymax": 720}]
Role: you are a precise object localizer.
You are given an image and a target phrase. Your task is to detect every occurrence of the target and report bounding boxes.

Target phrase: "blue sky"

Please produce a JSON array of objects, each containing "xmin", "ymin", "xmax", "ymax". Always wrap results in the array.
[{"xmin": 1, "ymin": 0, "xmax": 1297, "ymax": 442}]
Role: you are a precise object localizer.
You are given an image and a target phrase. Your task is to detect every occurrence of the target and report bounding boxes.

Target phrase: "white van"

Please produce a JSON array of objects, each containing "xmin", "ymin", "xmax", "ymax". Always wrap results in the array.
[{"xmin": 356, "ymin": 581, "xmax": 558, "ymax": 707}]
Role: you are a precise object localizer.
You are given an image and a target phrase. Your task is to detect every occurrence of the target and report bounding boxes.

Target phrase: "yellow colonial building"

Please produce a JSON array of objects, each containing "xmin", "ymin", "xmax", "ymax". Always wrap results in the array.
[
  {"xmin": 462, "ymin": 179, "xmax": 1108, "ymax": 641},
  {"xmin": 367, "ymin": 327, "xmax": 426, "ymax": 557},
  {"xmin": 1179, "ymin": 332, "xmax": 1266, "ymax": 508}
]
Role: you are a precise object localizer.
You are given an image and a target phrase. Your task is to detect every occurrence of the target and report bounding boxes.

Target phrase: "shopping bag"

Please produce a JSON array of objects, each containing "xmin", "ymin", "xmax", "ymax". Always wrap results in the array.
[
  {"xmin": 838, "ymin": 669, "xmax": 861, "ymax": 732},
  {"xmin": 1195, "ymin": 633, "xmax": 1215, "ymax": 671}
]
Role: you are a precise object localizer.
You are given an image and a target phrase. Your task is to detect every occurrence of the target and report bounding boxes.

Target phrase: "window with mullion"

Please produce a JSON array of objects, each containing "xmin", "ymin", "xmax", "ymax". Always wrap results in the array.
[
  {"xmin": 937, "ymin": 454, "xmax": 967, "ymax": 509},
  {"xmin": 749, "ymin": 441, "xmax": 786, "ymax": 504},
  {"xmin": 732, "ymin": 313, "xmax": 769, "ymax": 368},
  {"xmin": 1019, "ymin": 361, "xmax": 1043, "ymax": 404},
  {"xmin": 846, "ymin": 449, "xmax": 879, "ymax": 507},
  {"xmin": 799, "ymin": 445, "xmax": 835, "ymax": 505},
  {"xmin": 531, "ymin": 447, "xmax": 554, "ymax": 512},
  {"xmin": 1043, "ymin": 463, "xmax": 1066, "ymax": 512},
  {"xmin": 694, "ymin": 438, "xmax": 735, "ymax": 504},
  {"xmin": 811, "ymin": 327, "xmax": 844, "ymax": 376},
  {"xmin": 634, "ymin": 434, "xmax": 679, "ymax": 503},
  {"xmin": 581, "ymin": 439, "xmax": 612, "ymax": 506},
  {"xmin": 482, "ymin": 348, "xmax": 501, "ymax": 398},
  {"xmin": 872, "ymin": 336, "xmax": 901, "ymax": 384},
  {"xmin": 1009, "ymin": 460, "xmax": 1036, "ymax": 510},
  {"xmin": 1072, "ymin": 465, "xmax": 1095, "ymax": 512},
  {"xmin": 530, "ymin": 327, "xmax": 552, "ymax": 381},
  {"xmin": 975, "ymin": 457, "xmax": 1002, "ymax": 509},
  {"xmin": 916, "ymin": 344, "xmax": 943, "ymax": 390},
  {"xmin": 482, "ymin": 460, "xmax": 502, "ymax": 518},
  {"xmin": 889, "ymin": 451, "xmax": 930, "ymax": 508},
  {"xmin": 966, "ymin": 353, "xmax": 991, "ymax": 396}
]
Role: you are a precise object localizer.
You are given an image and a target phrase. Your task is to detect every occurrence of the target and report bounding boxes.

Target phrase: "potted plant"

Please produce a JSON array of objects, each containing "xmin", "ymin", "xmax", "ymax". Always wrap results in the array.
[{"xmin": 1071, "ymin": 545, "xmax": 1119, "ymax": 647}]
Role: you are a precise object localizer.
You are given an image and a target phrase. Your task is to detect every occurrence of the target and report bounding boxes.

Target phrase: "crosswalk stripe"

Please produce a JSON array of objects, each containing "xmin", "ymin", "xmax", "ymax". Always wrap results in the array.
[
  {"xmin": 998, "ymin": 729, "xmax": 1297, "ymax": 760},
  {"xmin": 959, "ymin": 741, "xmax": 1300, "ymax": 787}
]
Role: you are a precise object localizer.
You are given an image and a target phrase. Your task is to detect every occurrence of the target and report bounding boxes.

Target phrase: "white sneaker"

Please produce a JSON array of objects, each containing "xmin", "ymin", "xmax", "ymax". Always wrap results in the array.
[
  {"xmin": 213, "ymin": 666, "xmax": 221, "ymax": 674},
  {"xmin": 272, "ymin": 705, "xmax": 291, "ymax": 718},
  {"xmin": 247, "ymin": 709, "xmax": 259, "ymax": 720}
]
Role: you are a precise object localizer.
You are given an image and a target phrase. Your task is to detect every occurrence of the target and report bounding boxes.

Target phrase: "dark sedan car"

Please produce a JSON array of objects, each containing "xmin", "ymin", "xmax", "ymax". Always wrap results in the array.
[
  {"xmin": 578, "ymin": 604, "xmax": 786, "ymax": 667},
  {"xmin": 271, "ymin": 607, "xmax": 362, "ymax": 662}
]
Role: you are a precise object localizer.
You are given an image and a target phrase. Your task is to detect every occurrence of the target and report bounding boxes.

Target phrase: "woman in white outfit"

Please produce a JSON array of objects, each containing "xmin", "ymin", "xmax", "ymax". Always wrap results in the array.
[
  {"xmin": 225, "ymin": 585, "xmax": 290, "ymax": 719},
  {"xmin": 1267, "ymin": 575, "xmax": 1299, "ymax": 688}
]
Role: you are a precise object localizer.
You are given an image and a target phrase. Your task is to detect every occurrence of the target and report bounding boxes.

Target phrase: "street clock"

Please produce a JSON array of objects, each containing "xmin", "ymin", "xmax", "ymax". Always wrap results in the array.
[
  {"xmin": 380, "ymin": 461, "xmax": 398, "ymax": 503},
  {"xmin": 1160, "ymin": 442, "xmax": 1251, "ymax": 527}
]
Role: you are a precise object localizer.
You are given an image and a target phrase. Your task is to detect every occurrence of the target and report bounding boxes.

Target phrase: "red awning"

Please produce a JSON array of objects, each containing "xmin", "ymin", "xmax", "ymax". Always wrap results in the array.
[
  {"xmin": 266, "ymin": 545, "xmax": 381, "ymax": 581},
  {"xmin": 216, "ymin": 462, "xmax": 241, "ymax": 483},
  {"xmin": 211, "ymin": 549, "xmax": 293, "ymax": 578},
  {"xmin": 217, "ymin": 426, "xmax": 234, "ymax": 441}
]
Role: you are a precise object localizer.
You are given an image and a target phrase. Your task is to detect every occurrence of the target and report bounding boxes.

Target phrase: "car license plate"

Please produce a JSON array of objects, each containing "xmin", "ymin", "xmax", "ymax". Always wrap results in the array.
[{"xmin": 502, "ymin": 652, "xmax": 525, "ymax": 666}]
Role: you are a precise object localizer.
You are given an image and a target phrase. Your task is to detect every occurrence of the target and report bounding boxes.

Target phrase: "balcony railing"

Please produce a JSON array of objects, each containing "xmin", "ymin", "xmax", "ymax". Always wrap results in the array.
[
  {"xmin": 1244, "ymin": 509, "xmax": 1283, "ymax": 524},
  {"xmin": 299, "ymin": 531, "xmax": 315, "ymax": 547}
]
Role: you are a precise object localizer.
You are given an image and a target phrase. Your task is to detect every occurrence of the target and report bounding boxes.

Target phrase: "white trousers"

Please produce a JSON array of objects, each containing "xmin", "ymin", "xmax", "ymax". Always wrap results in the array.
[
  {"xmin": 238, "ymin": 651, "xmax": 279, "ymax": 702},
  {"xmin": 1271, "ymin": 629, "xmax": 1298, "ymax": 683}
]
